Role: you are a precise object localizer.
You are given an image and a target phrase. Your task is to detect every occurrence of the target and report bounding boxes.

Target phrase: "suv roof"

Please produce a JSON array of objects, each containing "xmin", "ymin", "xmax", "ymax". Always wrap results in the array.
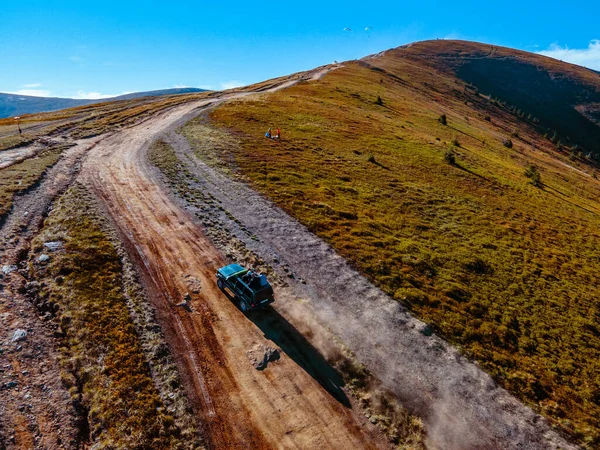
[{"xmin": 218, "ymin": 263, "xmax": 247, "ymax": 279}]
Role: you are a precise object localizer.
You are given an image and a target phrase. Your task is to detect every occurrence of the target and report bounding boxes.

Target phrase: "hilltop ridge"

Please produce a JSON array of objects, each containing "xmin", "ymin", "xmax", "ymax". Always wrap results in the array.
[
  {"xmin": 0, "ymin": 87, "xmax": 208, "ymax": 118},
  {"xmin": 209, "ymin": 38, "xmax": 600, "ymax": 447},
  {"xmin": 377, "ymin": 40, "xmax": 600, "ymax": 156}
]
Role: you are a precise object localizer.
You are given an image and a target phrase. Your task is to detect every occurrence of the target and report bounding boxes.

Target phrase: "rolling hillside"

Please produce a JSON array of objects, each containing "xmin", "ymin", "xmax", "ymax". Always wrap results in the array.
[
  {"xmin": 208, "ymin": 40, "xmax": 600, "ymax": 447},
  {"xmin": 1, "ymin": 39, "xmax": 598, "ymax": 449},
  {"xmin": 0, "ymin": 87, "xmax": 207, "ymax": 118},
  {"xmin": 384, "ymin": 40, "xmax": 600, "ymax": 157}
]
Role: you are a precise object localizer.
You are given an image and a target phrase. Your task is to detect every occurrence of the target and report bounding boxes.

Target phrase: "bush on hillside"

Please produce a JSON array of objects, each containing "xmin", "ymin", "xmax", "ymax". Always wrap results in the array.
[
  {"xmin": 375, "ymin": 95, "xmax": 384, "ymax": 106},
  {"xmin": 525, "ymin": 164, "xmax": 542, "ymax": 187},
  {"xmin": 438, "ymin": 114, "xmax": 447, "ymax": 125},
  {"xmin": 444, "ymin": 149, "xmax": 456, "ymax": 166},
  {"xmin": 503, "ymin": 138, "xmax": 513, "ymax": 149}
]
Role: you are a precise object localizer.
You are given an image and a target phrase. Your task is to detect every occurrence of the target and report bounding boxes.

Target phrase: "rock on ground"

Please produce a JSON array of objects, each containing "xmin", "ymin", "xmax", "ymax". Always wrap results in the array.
[{"xmin": 246, "ymin": 344, "xmax": 280, "ymax": 370}]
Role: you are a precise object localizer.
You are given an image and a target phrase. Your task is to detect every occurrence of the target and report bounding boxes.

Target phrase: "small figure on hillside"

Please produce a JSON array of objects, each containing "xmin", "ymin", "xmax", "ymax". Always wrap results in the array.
[
  {"xmin": 265, "ymin": 128, "xmax": 272, "ymax": 139},
  {"xmin": 275, "ymin": 128, "xmax": 281, "ymax": 139}
]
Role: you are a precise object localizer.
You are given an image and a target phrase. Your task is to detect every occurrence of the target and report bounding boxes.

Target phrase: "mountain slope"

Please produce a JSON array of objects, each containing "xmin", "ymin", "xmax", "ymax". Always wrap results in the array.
[
  {"xmin": 0, "ymin": 93, "xmax": 93, "ymax": 119},
  {"xmin": 391, "ymin": 40, "xmax": 600, "ymax": 157},
  {"xmin": 0, "ymin": 88, "xmax": 207, "ymax": 118},
  {"xmin": 209, "ymin": 40, "xmax": 600, "ymax": 447}
]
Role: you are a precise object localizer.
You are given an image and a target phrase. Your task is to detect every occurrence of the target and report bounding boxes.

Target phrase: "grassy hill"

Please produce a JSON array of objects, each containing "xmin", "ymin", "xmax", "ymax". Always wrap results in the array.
[
  {"xmin": 0, "ymin": 93, "xmax": 93, "ymax": 119},
  {"xmin": 0, "ymin": 88, "xmax": 207, "ymax": 118},
  {"xmin": 208, "ymin": 40, "xmax": 600, "ymax": 447},
  {"xmin": 391, "ymin": 40, "xmax": 600, "ymax": 158}
]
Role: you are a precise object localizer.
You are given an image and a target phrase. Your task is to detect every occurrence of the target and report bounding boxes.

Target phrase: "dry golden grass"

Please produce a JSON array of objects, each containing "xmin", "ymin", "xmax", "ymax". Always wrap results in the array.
[
  {"xmin": 31, "ymin": 185, "xmax": 201, "ymax": 449},
  {"xmin": 0, "ymin": 145, "xmax": 71, "ymax": 219},
  {"xmin": 209, "ymin": 46, "xmax": 600, "ymax": 447}
]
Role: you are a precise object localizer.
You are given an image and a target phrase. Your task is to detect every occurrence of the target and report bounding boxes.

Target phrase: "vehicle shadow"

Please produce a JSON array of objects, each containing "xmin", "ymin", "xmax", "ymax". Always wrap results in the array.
[
  {"xmin": 248, "ymin": 307, "xmax": 352, "ymax": 408},
  {"xmin": 218, "ymin": 287, "xmax": 350, "ymax": 406}
]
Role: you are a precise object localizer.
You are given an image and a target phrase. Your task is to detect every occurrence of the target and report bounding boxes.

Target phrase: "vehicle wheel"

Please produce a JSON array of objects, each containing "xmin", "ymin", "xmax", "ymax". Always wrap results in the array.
[
  {"xmin": 239, "ymin": 300, "xmax": 248, "ymax": 313},
  {"xmin": 217, "ymin": 278, "xmax": 224, "ymax": 290}
]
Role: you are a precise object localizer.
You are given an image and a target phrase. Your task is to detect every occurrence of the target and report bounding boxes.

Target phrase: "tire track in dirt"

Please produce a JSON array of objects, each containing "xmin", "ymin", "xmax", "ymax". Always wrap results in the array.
[
  {"xmin": 79, "ymin": 83, "xmax": 389, "ymax": 449},
  {"xmin": 161, "ymin": 114, "xmax": 580, "ymax": 450},
  {"xmin": 0, "ymin": 136, "xmax": 109, "ymax": 450}
]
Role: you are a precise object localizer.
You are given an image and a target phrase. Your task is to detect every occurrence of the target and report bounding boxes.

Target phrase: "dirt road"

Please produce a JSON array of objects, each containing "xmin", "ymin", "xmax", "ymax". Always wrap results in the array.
[
  {"xmin": 78, "ymin": 87, "xmax": 389, "ymax": 448},
  {"xmin": 74, "ymin": 65, "xmax": 578, "ymax": 449},
  {"xmin": 162, "ymin": 120, "xmax": 580, "ymax": 450}
]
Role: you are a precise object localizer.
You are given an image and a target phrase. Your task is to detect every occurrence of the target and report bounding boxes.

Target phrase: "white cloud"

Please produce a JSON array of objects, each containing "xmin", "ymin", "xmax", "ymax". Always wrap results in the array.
[
  {"xmin": 73, "ymin": 91, "xmax": 117, "ymax": 100},
  {"xmin": 198, "ymin": 84, "xmax": 215, "ymax": 90},
  {"xmin": 220, "ymin": 80, "xmax": 244, "ymax": 90},
  {"xmin": 7, "ymin": 89, "xmax": 52, "ymax": 97},
  {"xmin": 72, "ymin": 90, "xmax": 134, "ymax": 100},
  {"xmin": 537, "ymin": 40, "xmax": 600, "ymax": 71},
  {"xmin": 442, "ymin": 32, "xmax": 464, "ymax": 41},
  {"xmin": 173, "ymin": 84, "xmax": 190, "ymax": 88},
  {"xmin": 23, "ymin": 83, "xmax": 42, "ymax": 88}
]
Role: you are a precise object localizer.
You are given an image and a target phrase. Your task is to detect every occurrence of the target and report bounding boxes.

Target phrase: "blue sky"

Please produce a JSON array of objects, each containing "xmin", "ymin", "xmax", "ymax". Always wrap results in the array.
[{"xmin": 1, "ymin": 1, "xmax": 599, "ymax": 98}]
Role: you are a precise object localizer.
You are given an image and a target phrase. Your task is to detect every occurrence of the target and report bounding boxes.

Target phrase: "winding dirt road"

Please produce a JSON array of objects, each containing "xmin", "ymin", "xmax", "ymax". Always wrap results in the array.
[
  {"xmin": 73, "ymin": 66, "xmax": 580, "ymax": 449},
  {"xmin": 78, "ymin": 81, "xmax": 389, "ymax": 449}
]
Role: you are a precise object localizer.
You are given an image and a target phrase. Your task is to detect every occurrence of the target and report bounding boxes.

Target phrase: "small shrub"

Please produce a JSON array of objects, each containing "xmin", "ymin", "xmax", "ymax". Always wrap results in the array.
[
  {"xmin": 484, "ymin": 115, "xmax": 491, "ymax": 122},
  {"xmin": 444, "ymin": 149, "xmax": 456, "ymax": 165},
  {"xmin": 452, "ymin": 137, "xmax": 460, "ymax": 147},
  {"xmin": 338, "ymin": 210, "xmax": 358, "ymax": 220},
  {"xmin": 525, "ymin": 164, "xmax": 542, "ymax": 187},
  {"xmin": 375, "ymin": 95, "xmax": 384, "ymax": 106},
  {"xmin": 367, "ymin": 154, "xmax": 377, "ymax": 164},
  {"xmin": 503, "ymin": 138, "xmax": 513, "ymax": 149},
  {"xmin": 438, "ymin": 114, "xmax": 447, "ymax": 125},
  {"xmin": 464, "ymin": 257, "xmax": 493, "ymax": 274}
]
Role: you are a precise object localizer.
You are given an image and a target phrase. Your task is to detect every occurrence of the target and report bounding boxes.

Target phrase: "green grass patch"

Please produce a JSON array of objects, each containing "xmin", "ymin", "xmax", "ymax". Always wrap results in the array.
[
  {"xmin": 179, "ymin": 116, "xmax": 239, "ymax": 173},
  {"xmin": 148, "ymin": 139, "xmax": 197, "ymax": 195}
]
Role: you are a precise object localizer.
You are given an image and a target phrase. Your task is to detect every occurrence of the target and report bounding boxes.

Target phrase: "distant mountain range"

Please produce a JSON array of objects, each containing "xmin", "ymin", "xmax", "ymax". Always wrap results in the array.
[{"xmin": 0, "ymin": 87, "xmax": 208, "ymax": 118}]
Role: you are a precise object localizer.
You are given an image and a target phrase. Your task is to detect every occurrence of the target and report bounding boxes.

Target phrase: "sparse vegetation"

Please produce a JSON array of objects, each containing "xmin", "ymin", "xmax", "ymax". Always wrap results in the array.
[
  {"xmin": 438, "ymin": 114, "xmax": 447, "ymax": 125},
  {"xmin": 503, "ymin": 138, "xmax": 513, "ymax": 148},
  {"xmin": 337, "ymin": 356, "xmax": 425, "ymax": 448},
  {"xmin": 524, "ymin": 164, "xmax": 542, "ymax": 186},
  {"xmin": 444, "ymin": 149, "xmax": 456, "ymax": 165},
  {"xmin": 31, "ymin": 185, "xmax": 202, "ymax": 449},
  {"xmin": 0, "ymin": 144, "xmax": 70, "ymax": 219}
]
